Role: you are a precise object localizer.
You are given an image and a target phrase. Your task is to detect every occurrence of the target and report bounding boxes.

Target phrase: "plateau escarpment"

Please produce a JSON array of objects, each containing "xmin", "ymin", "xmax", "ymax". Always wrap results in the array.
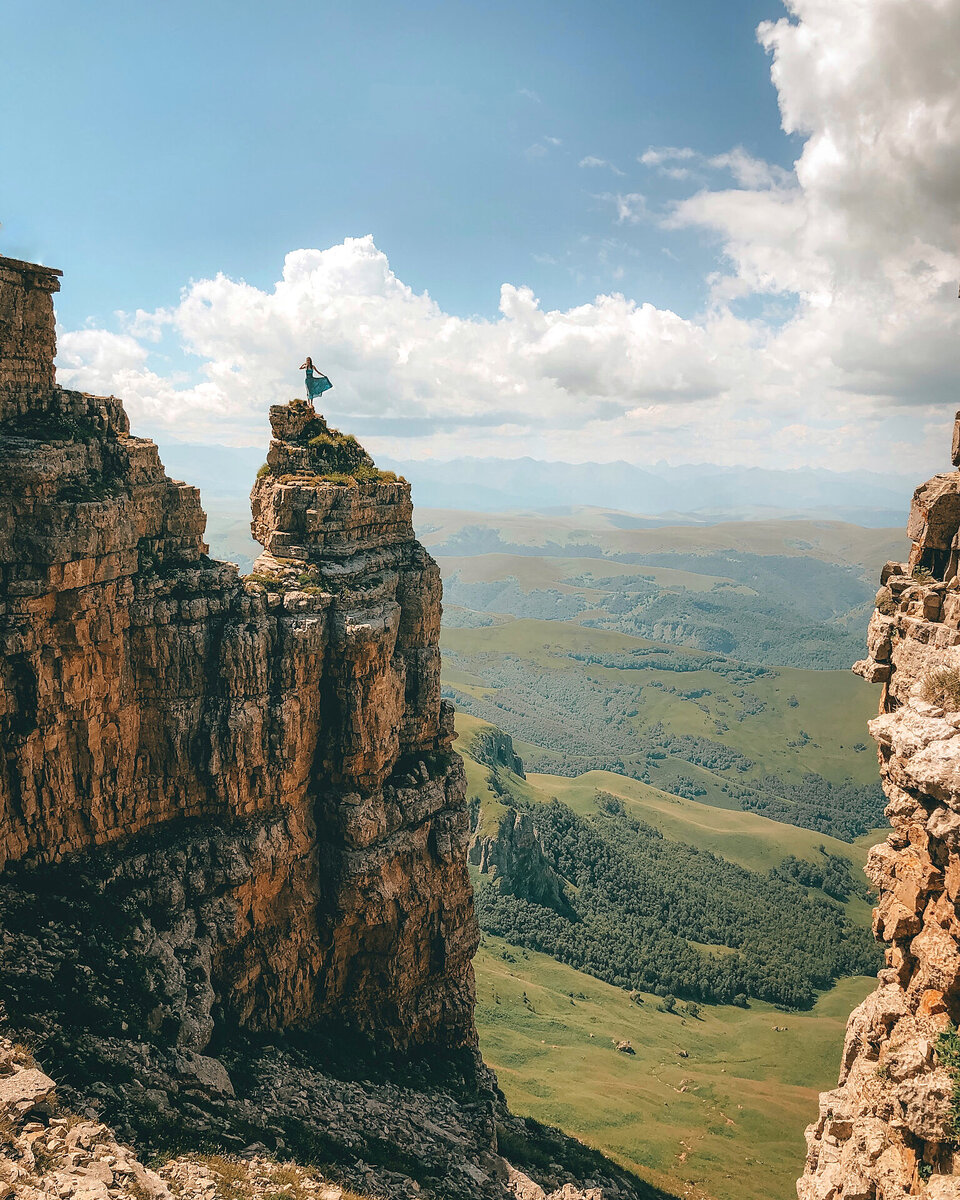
[
  {"xmin": 0, "ymin": 257, "xmax": 650, "ymax": 1200},
  {"xmin": 799, "ymin": 416, "xmax": 960, "ymax": 1199}
]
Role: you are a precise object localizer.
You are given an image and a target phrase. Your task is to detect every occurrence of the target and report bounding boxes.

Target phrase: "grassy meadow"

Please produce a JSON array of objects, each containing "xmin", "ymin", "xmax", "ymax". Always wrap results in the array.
[
  {"xmin": 444, "ymin": 618, "xmax": 881, "ymax": 790},
  {"xmin": 475, "ymin": 934, "xmax": 872, "ymax": 1200}
]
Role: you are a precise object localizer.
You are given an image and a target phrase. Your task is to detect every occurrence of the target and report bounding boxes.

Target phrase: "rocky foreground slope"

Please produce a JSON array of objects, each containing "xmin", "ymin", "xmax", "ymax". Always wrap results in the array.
[
  {"xmin": 0, "ymin": 256, "xmax": 657, "ymax": 1200},
  {"xmin": 799, "ymin": 421, "xmax": 960, "ymax": 1199}
]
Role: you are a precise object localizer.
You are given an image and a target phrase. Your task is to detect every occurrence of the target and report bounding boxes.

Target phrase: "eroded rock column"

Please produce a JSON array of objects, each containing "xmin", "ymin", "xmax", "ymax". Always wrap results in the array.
[{"xmin": 0, "ymin": 255, "xmax": 477, "ymax": 1061}]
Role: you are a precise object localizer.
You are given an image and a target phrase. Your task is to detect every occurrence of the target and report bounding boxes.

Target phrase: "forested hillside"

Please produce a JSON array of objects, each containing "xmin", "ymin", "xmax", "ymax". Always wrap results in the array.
[
  {"xmin": 445, "ymin": 620, "xmax": 884, "ymax": 841},
  {"xmin": 466, "ymin": 726, "xmax": 879, "ymax": 1008},
  {"xmin": 461, "ymin": 698, "xmax": 880, "ymax": 1197}
]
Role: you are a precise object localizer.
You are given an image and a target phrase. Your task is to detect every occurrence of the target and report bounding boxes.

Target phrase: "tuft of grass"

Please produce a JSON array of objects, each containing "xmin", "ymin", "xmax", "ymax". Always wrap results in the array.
[
  {"xmin": 316, "ymin": 471, "xmax": 359, "ymax": 487},
  {"xmin": 303, "ymin": 424, "xmax": 368, "ymax": 469},
  {"xmin": 30, "ymin": 1139, "xmax": 61, "ymax": 1175},
  {"xmin": 937, "ymin": 1027, "xmax": 960, "ymax": 1141},
  {"xmin": 199, "ymin": 1156, "xmax": 249, "ymax": 1200},
  {"xmin": 256, "ymin": 463, "xmax": 272, "ymax": 479},
  {"xmin": 275, "ymin": 467, "xmax": 401, "ymax": 488},
  {"xmin": 921, "ymin": 667, "xmax": 960, "ymax": 711},
  {"xmin": 353, "ymin": 464, "xmax": 399, "ymax": 484},
  {"xmin": 9, "ymin": 1041, "xmax": 37, "ymax": 1068},
  {"xmin": 187, "ymin": 1156, "xmax": 377, "ymax": 1200}
]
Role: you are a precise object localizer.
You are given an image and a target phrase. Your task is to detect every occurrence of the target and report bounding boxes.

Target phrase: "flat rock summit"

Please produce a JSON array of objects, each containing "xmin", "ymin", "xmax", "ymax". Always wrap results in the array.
[{"xmin": 0, "ymin": 256, "xmax": 655, "ymax": 1200}]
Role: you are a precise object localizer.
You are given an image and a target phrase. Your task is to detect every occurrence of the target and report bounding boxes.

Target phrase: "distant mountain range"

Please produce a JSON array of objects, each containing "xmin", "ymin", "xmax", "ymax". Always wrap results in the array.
[
  {"xmin": 155, "ymin": 438, "xmax": 916, "ymax": 528},
  {"xmin": 379, "ymin": 455, "xmax": 915, "ymax": 527}
]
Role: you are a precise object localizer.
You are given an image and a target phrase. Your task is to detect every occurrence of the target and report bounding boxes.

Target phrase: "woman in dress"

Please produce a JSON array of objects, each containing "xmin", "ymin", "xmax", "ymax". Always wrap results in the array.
[{"xmin": 300, "ymin": 357, "xmax": 333, "ymax": 402}]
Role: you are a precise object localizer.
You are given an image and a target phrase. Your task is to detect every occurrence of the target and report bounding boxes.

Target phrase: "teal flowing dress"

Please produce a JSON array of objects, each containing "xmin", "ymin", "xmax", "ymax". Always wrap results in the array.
[{"xmin": 305, "ymin": 366, "xmax": 333, "ymax": 401}]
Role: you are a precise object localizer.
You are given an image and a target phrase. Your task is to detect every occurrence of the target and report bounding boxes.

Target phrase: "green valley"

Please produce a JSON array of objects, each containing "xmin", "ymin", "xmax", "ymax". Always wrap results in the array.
[
  {"xmin": 459, "ymin": 714, "xmax": 881, "ymax": 1199},
  {"xmin": 475, "ymin": 933, "xmax": 874, "ymax": 1200},
  {"xmin": 460, "ymin": 714, "xmax": 878, "ymax": 1004},
  {"xmin": 439, "ymin": 512, "xmax": 897, "ymax": 1200},
  {"xmin": 444, "ymin": 617, "xmax": 884, "ymax": 840}
]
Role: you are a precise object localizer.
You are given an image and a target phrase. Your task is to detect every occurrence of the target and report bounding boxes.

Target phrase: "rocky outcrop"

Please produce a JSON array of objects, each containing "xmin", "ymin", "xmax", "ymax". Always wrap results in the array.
[
  {"xmin": 0, "ymin": 333, "xmax": 475, "ymax": 1057},
  {"xmin": 0, "ymin": 1030, "xmax": 634, "ymax": 1200},
  {"xmin": 0, "ymin": 247, "xmax": 473, "ymax": 1045},
  {"xmin": 468, "ymin": 727, "xmax": 527, "ymax": 778},
  {"xmin": 469, "ymin": 806, "xmax": 572, "ymax": 915},
  {"xmin": 464, "ymin": 725, "xmax": 569, "ymax": 914},
  {"xmin": 0, "ymin": 257, "xmax": 659, "ymax": 1200},
  {"xmin": 799, "ymin": 415, "xmax": 960, "ymax": 1199},
  {"xmin": 0, "ymin": 256, "xmax": 60, "ymax": 406}
]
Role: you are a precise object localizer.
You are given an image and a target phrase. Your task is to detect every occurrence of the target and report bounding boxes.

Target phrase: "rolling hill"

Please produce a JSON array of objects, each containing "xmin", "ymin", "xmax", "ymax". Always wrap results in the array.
[{"xmin": 444, "ymin": 619, "xmax": 884, "ymax": 840}]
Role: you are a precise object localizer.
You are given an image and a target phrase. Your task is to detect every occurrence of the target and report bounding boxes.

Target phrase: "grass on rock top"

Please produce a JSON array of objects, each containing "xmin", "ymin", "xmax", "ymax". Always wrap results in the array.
[{"xmin": 259, "ymin": 412, "xmax": 404, "ymax": 485}]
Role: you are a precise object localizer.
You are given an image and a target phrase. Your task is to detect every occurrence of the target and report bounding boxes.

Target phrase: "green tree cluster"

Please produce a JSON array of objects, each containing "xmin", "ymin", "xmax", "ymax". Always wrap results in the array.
[{"xmin": 474, "ymin": 798, "xmax": 879, "ymax": 1008}]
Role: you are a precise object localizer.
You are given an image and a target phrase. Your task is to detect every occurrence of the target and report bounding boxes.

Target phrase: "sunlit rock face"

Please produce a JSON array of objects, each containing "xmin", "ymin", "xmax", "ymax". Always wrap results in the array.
[
  {"xmin": 0, "ymin": 252, "xmax": 477, "ymax": 1056},
  {"xmin": 0, "ymin": 256, "xmax": 667, "ymax": 1200},
  {"xmin": 799, "ymin": 416, "xmax": 960, "ymax": 1199}
]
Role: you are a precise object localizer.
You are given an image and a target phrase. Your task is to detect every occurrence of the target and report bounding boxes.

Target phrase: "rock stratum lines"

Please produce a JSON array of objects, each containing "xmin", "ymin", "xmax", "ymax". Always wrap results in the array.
[{"xmin": 0, "ymin": 253, "xmax": 476, "ymax": 1054}]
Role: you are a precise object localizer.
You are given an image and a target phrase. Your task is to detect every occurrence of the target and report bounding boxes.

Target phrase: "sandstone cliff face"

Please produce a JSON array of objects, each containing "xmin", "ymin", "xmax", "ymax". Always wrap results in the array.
[
  {"xmin": 0, "ymin": 257, "xmax": 654, "ymax": 1200},
  {"xmin": 799, "ymin": 416, "xmax": 960, "ymax": 1200},
  {"xmin": 0, "ymin": 252, "xmax": 476, "ymax": 1054},
  {"xmin": 0, "ymin": 256, "xmax": 60, "ymax": 405}
]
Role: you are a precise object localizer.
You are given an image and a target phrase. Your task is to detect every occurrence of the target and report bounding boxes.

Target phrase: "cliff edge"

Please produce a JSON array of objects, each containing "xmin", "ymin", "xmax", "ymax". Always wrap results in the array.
[
  {"xmin": 0, "ymin": 256, "xmax": 659, "ymax": 1200},
  {"xmin": 0, "ymin": 253, "xmax": 476, "ymax": 1055},
  {"xmin": 799, "ymin": 416, "xmax": 960, "ymax": 1199}
]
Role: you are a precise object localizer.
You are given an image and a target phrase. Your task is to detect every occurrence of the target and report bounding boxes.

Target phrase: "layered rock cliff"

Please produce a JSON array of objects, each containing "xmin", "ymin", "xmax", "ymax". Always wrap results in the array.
[
  {"xmin": 0, "ymin": 256, "xmax": 656, "ymax": 1200},
  {"xmin": 799, "ymin": 417, "xmax": 960, "ymax": 1199},
  {"xmin": 0, "ymin": 259, "xmax": 476, "ymax": 1054},
  {"xmin": 463, "ymin": 728, "xmax": 572, "ymax": 914}
]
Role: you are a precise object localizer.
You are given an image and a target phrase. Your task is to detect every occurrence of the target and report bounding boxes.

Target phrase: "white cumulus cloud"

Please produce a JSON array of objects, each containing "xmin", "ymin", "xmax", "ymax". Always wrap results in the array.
[
  {"xmin": 57, "ymin": 0, "xmax": 960, "ymax": 472},
  {"xmin": 579, "ymin": 156, "xmax": 625, "ymax": 175}
]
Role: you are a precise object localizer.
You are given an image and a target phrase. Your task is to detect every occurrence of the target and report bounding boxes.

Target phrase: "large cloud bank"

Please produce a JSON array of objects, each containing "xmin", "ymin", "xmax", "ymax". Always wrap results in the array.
[{"xmin": 58, "ymin": 0, "xmax": 960, "ymax": 470}]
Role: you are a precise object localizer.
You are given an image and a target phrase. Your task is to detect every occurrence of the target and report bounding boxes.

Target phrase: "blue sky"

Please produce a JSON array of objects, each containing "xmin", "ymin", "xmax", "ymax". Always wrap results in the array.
[
  {"xmin": 3, "ymin": 0, "xmax": 788, "ymax": 328},
  {"xmin": 2, "ymin": 0, "xmax": 958, "ymax": 472}
]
